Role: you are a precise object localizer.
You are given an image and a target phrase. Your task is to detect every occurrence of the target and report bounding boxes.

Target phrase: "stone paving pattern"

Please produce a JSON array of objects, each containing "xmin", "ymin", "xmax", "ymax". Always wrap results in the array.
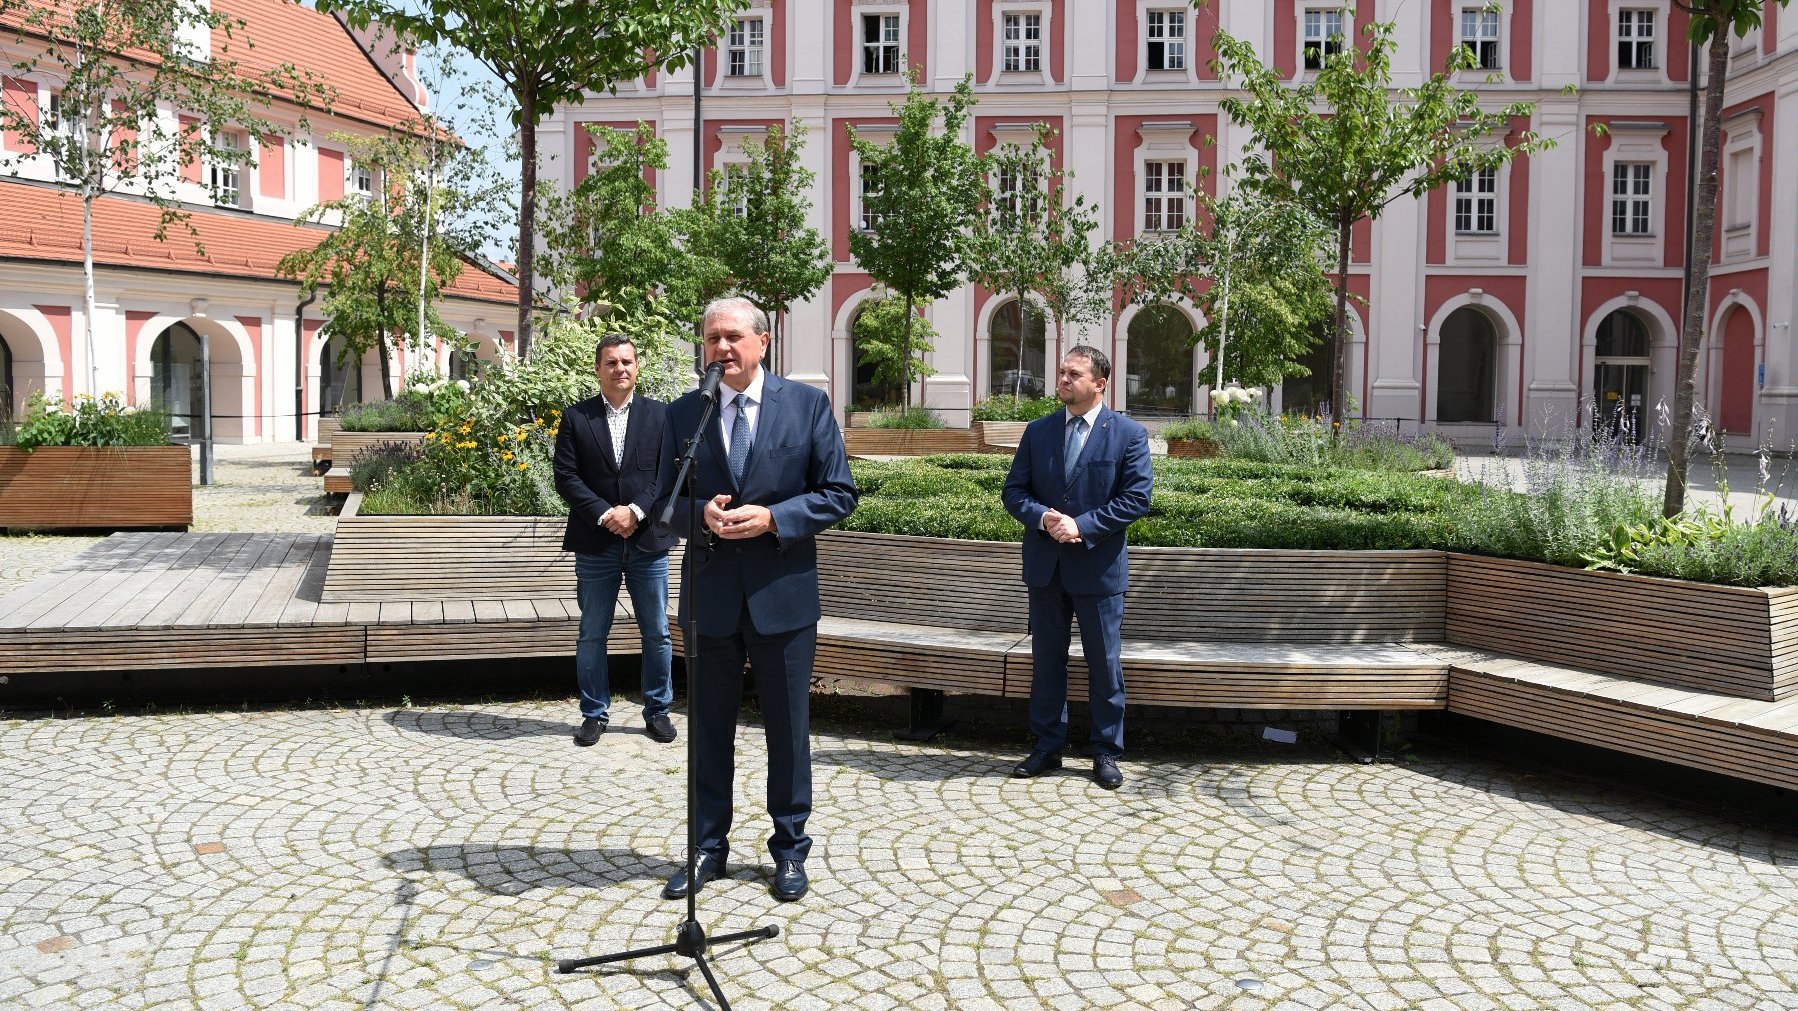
[{"xmin": 2, "ymin": 698, "xmax": 1795, "ymax": 1010}]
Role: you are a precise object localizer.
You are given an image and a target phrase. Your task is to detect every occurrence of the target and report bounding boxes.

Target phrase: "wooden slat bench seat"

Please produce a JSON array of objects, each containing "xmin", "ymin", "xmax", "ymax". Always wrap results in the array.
[
  {"xmin": 841, "ymin": 429, "xmax": 982, "ymax": 457},
  {"xmin": 1444, "ymin": 646, "xmax": 1798, "ymax": 790},
  {"xmin": 809, "ymin": 531, "xmax": 1451, "ymax": 711}
]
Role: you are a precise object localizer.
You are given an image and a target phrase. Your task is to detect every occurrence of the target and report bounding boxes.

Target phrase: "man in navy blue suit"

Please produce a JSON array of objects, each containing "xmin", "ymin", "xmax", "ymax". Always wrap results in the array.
[
  {"xmin": 1002, "ymin": 345, "xmax": 1154, "ymax": 789},
  {"xmin": 660, "ymin": 297, "xmax": 857, "ymax": 903},
  {"xmin": 553, "ymin": 333, "xmax": 679, "ymax": 748}
]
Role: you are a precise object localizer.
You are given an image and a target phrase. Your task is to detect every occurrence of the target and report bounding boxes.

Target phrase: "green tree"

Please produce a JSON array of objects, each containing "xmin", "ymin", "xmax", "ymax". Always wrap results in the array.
[
  {"xmin": 848, "ymin": 75, "xmax": 985, "ymax": 409},
  {"xmin": 692, "ymin": 122, "xmax": 832, "ymax": 373},
  {"xmin": 0, "ymin": 0, "xmax": 325, "ymax": 397},
  {"xmin": 1122, "ymin": 189, "xmax": 1336, "ymax": 393},
  {"xmin": 1662, "ymin": 0, "xmax": 1790, "ymax": 517},
  {"xmin": 964, "ymin": 126, "xmax": 1113, "ymax": 399},
  {"xmin": 1213, "ymin": 14, "xmax": 1548, "ymax": 425},
  {"xmin": 851, "ymin": 297, "xmax": 938, "ymax": 403},
  {"xmin": 538, "ymin": 122, "xmax": 683, "ymax": 316},
  {"xmin": 315, "ymin": 0, "xmax": 740, "ymax": 360},
  {"xmin": 277, "ymin": 133, "xmax": 471, "ymax": 404}
]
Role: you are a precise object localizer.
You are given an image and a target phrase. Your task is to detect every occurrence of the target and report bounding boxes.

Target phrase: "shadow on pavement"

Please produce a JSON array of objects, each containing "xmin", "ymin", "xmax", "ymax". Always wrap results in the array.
[
  {"xmin": 384, "ymin": 843, "xmax": 682, "ymax": 895},
  {"xmin": 383, "ymin": 708, "xmax": 574, "ymax": 740}
]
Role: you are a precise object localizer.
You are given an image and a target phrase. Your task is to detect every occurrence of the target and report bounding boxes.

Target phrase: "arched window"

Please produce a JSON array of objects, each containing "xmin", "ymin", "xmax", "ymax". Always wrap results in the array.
[
  {"xmin": 1282, "ymin": 321, "xmax": 1335, "ymax": 417},
  {"xmin": 1126, "ymin": 304, "xmax": 1193, "ymax": 416},
  {"xmin": 1593, "ymin": 310, "xmax": 1651, "ymax": 442},
  {"xmin": 850, "ymin": 305, "xmax": 902, "ymax": 410},
  {"xmin": 320, "ymin": 333, "xmax": 364, "ymax": 416},
  {"xmin": 1436, "ymin": 308, "xmax": 1497, "ymax": 423},
  {"xmin": 989, "ymin": 298, "xmax": 1046, "ymax": 398},
  {"xmin": 0, "ymin": 334, "xmax": 13, "ymax": 424},
  {"xmin": 150, "ymin": 323, "xmax": 203, "ymax": 440}
]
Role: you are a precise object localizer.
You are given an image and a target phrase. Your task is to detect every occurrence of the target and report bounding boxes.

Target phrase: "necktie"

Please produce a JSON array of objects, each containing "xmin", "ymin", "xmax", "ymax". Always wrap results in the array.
[
  {"xmin": 728, "ymin": 392, "xmax": 752, "ymax": 484},
  {"xmin": 1064, "ymin": 416, "xmax": 1087, "ymax": 484}
]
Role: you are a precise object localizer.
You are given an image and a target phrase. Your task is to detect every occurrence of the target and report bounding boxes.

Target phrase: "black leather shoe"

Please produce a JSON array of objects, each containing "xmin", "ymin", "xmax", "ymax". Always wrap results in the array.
[
  {"xmin": 662, "ymin": 853, "xmax": 725, "ymax": 900},
  {"xmin": 1093, "ymin": 755, "xmax": 1123, "ymax": 790},
  {"xmin": 573, "ymin": 717, "xmax": 607, "ymax": 747},
  {"xmin": 1012, "ymin": 750, "xmax": 1062, "ymax": 778},
  {"xmin": 770, "ymin": 860, "xmax": 808, "ymax": 902},
  {"xmin": 645, "ymin": 713, "xmax": 677, "ymax": 744}
]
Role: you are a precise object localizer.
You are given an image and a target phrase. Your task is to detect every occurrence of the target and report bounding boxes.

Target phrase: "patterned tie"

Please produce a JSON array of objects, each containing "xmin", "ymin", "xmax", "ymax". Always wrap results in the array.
[
  {"xmin": 1063, "ymin": 416, "xmax": 1087, "ymax": 484},
  {"xmin": 728, "ymin": 392, "xmax": 752, "ymax": 485}
]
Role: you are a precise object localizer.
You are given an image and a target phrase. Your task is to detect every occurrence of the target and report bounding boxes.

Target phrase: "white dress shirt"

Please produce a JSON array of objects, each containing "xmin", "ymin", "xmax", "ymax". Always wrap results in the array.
[{"xmin": 719, "ymin": 366, "xmax": 766, "ymax": 457}]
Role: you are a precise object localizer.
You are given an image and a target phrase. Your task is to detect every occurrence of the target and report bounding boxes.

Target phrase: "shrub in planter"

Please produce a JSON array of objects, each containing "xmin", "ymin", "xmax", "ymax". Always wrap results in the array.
[
  {"xmin": 7, "ymin": 391, "xmax": 168, "ymax": 448},
  {"xmin": 971, "ymin": 395, "xmax": 1061, "ymax": 422},
  {"xmin": 336, "ymin": 380, "xmax": 469, "ymax": 433},
  {"xmin": 862, "ymin": 406, "xmax": 945, "ymax": 430}
]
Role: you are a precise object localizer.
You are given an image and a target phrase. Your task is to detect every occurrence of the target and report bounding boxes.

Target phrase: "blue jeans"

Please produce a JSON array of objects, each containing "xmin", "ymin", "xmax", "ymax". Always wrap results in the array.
[{"xmin": 575, "ymin": 543, "xmax": 673, "ymax": 722}]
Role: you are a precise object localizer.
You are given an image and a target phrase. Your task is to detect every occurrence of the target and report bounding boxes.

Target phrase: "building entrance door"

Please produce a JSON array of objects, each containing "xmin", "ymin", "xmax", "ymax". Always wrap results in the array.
[{"xmin": 1593, "ymin": 358, "xmax": 1648, "ymax": 443}]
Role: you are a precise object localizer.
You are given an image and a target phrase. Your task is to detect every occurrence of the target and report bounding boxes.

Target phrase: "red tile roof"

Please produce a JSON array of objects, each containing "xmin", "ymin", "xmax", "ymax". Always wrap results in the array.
[
  {"xmin": 0, "ymin": 181, "xmax": 518, "ymax": 305},
  {"xmin": 3, "ymin": 0, "xmax": 427, "ymax": 131}
]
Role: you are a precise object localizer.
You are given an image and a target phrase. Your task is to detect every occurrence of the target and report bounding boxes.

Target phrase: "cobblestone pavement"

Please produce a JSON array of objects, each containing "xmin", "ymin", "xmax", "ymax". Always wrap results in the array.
[
  {"xmin": 3, "ymin": 699, "xmax": 1795, "ymax": 1011},
  {"xmin": 0, "ymin": 442, "xmax": 331, "ymax": 598}
]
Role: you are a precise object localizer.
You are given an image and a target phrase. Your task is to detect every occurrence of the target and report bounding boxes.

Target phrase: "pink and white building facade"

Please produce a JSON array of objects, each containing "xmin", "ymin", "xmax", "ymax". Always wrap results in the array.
[{"xmin": 544, "ymin": 1, "xmax": 1798, "ymax": 447}]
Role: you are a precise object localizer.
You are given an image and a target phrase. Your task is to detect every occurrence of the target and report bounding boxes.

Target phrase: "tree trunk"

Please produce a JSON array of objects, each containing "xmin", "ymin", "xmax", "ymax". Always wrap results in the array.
[
  {"xmin": 82, "ymin": 192, "xmax": 98, "ymax": 399},
  {"xmin": 1330, "ymin": 213, "xmax": 1353, "ymax": 428},
  {"xmin": 1662, "ymin": 34, "xmax": 1730, "ymax": 518},
  {"xmin": 1013, "ymin": 293, "xmax": 1026, "ymax": 400},
  {"xmin": 375, "ymin": 284, "xmax": 394, "ymax": 401},
  {"xmin": 514, "ymin": 85, "xmax": 538, "ymax": 361},
  {"xmin": 900, "ymin": 293, "xmax": 915, "ymax": 409}
]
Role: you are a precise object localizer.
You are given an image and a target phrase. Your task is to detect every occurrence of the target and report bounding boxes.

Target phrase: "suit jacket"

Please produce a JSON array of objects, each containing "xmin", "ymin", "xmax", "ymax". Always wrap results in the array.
[
  {"xmin": 664, "ymin": 371, "xmax": 858, "ymax": 637},
  {"xmin": 1001, "ymin": 404, "xmax": 1154, "ymax": 596},
  {"xmin": 553, "ymin": 393, "xmax": 678, "ymax": 555}
]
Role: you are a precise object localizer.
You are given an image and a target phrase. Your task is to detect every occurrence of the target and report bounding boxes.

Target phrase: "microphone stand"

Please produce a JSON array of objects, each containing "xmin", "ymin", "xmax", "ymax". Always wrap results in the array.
[{"xmin": 557, "ymin": 379, "xmax": 777, "ymax": 1008}]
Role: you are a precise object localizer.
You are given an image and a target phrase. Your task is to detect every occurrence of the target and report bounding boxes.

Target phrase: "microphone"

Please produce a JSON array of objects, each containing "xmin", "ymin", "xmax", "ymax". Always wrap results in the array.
[{"xmin": 696, "ymin": 360, "xmax": 727, "ymax": 403}]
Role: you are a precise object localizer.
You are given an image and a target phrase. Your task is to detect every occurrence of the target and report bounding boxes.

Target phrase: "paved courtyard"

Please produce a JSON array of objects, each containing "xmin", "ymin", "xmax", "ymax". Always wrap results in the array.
[{"xmin": 2, "ymin": 695, "xmax": 1795, "ymax": 1011}]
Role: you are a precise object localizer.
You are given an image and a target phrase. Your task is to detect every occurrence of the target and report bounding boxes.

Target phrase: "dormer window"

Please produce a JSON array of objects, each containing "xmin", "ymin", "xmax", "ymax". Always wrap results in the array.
[
  {"xmin": 352, "ymin": 160, "xmax": 374, "ymax": 196},
  {"xmin": 210, "ymin": 131, "xmax": 242, "ymax": 205}
]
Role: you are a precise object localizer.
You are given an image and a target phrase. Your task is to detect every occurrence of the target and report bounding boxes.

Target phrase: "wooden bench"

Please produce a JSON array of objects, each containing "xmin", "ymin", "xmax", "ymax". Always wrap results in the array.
[
  {"xmin": 311, "ymin": 418, "xmax": 340, "ymax": 468},
  {"xmin": 974, "ymin": 420, "xmax": 1026, "ymax": 453},
  {"xmin": 808, "ymin": 531, "xmax": 1451, "ymax": 738},
  {"xmin": 317, "ymin": 430, "xmax": 428, "ymax": 494},
  {"xmin": 841, "ymin": 429, "xmax": 982, "ymax": 457},
  {"xmin": 0, "ymin": 446, "xmax": 192, "ymax": 530}
]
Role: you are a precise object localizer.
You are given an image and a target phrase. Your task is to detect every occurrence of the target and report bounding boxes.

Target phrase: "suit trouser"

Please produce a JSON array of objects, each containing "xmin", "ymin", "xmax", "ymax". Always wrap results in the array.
[
  {"xmin": 1027, "ymin": 581, "xmax": 1127, "ymax": 758},
  {"xmin": 691, "ymin": 603, "xmax": 817, "ymax": 865}
]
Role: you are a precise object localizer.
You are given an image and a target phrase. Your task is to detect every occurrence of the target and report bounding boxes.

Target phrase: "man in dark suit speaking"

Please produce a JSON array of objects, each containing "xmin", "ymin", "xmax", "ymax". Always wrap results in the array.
[
  {"xmin": 1002, "ymin": 345, "xmax": 1153, "ymax": 789},
  {"xmin": 553, "ymin": 333, "xmax": 679, "ymax": 748},
  {"xmin": 660, "ymin": 296, "xmax": 857, "ymax": 903}
]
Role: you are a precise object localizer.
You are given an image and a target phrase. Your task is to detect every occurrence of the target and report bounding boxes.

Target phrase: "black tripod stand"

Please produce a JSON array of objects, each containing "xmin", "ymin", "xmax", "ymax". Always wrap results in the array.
[{"xmin": 556, "ymin": 363, "xmax": 778, "ymax": 1008}]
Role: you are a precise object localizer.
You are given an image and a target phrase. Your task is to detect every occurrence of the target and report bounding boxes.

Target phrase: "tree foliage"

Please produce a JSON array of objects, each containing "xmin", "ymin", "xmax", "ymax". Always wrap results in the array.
[
  {"xmin": 848, "ymin": 75, "xmax": 984, "ymax": 408},
  {"xmin": 315, "ymin": 0, "xmax": 741, "ymax": 360},
  {"xmin": 851, "ymin": 298, "xmax": 938, "ymax": 402},
  {"xmin": 1661, "ymin": 0, "xmax": 1790, "ymax": 517},
  {"xmin": 0, "ymin": 0, "xmax": 326, "ymax": 395},
  {"xmin": 277, "ymin": 132, "xmax": 474, "ymax": 404},
  {"xmin": 685, "ymin": 122, "xmax": 832, "ymax": 372},
  {"xmin": 963, "ymin": 125, "xmax": 1112, "ymax": 398},
  {"xmin": 1123, "ymin": 189, "xmax": 1336, "ymax": 393},
  {"xmin": 1213, "ymin": 15, "xmax": 1548, "ymax": 424}
]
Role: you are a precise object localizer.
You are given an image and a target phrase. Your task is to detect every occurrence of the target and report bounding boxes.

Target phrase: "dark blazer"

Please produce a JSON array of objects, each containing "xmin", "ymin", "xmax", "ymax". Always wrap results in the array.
[
  {"xmin": 664, "ymin": 372, "xmax": 858, "ymax": 637},
  {"xmin": 1001, "ymin": 405, "xmax": 1154, "ymax": 596},
  {"xmin": 553, "ymin": 393, "xmax": 678, "ymax": 555}
]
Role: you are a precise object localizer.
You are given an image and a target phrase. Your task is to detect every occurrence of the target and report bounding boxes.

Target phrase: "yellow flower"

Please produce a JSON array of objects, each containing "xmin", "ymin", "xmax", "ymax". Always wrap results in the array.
[
  {"xmin": 500, "ymin": 450, "xmax": 513, "ymax": 461},
  {"xmin": 516, "ymin": 462, "xmax": 529, "ymax": 471},
  {"xmin": 533, "ymin": 417, "xmax": 543, "ymax": 426}
]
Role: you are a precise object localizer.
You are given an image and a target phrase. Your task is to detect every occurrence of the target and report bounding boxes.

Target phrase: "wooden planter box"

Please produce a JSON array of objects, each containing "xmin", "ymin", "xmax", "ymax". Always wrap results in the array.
[
  {"xmin": 1446, "ymin": 553, "xmax": 1798, "ymax": 701},
  {"xmin": 842, "ymin": 428, "xmax": 981, "ymax": 456},
  {"xmin": 973, "ymin": 420, "xmax": 1027, "ymax": 452},
  {"xmin": 323, "ymin": 492, "xmax": 573, "ymax": 602},
  {"xmin": 0, "ymin": 445, "xmax": 191, "ymax": 530},
  {"xmin": 326, "ymin": 430, "xmax": 429, "ymax": 466},
  {"xmin": 1166, "ymin": 437, "xmax": 1222, "ymax": 459}
]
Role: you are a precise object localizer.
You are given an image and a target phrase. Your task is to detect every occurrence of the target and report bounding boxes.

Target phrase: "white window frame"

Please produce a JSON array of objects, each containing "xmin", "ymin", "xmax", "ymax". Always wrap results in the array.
[
  {"xmin": 1301, "ymin": 6, "xmax": 1348, "ymax": 72},
  {"xmin": 987, "ymin": 3, "xmax": 1053, "ymax": 85},
  {"xmin": 1145, "ymin": 8, "xmax": 1187, "ymax": 72},
  {"xmin": 1600, "ymin": 121, "xmax": 1666, "ymax": 266},
  {"xmin": 858, "ymin": 11, "xmax": 904, "ymax": 80},
  {"xmin": 1001, "ymin": 12, "xmax": 1042, "ymax": 73},
  {"xmin": 209, "ymin": 130, "xmax": 243, "ymax": 206},
  {"xmin": 857, "ymin": 160, "xmax": 882, "ymax": 232},
  {"xmin": 1141, "ymin": 160, "xmax": 1187, "ymax": 233},
  {"xmin": 1616, "ymin": 7, "xmax": 1657, "ymax": 70},
  {"xmin": 712, "ymin": 125, "xmax": 765, "ymax": 217},
  {"xmin": 725, "ymin": 17, "xmax": 766, "ymax": 80},
  {"xmin": 1134, "ymin": 121, "xmax": 1196, "ymax": 239},
  {"xmin": 1720, "ymin": 108, "xmax": 1762, "ymax": 260},
  {"xmin": 1454, "ymin": 167, "xmax": 1498, "ymax": 235},
  {"xmin": 1610, "ymin": 162, "xmax": 1653, "ymax": 236},
  {"xmin": 848, "ymin": 125, "xmax": 897, "ymax": 234},
  {"xmin": 350, "ymin": 158, "xmax": 375, "ymax": 197},
  {"xmin": 1448, "ymin": 159, "xmax": 1507, "ymax": 265},
  {"xmin": 1458, "ymin": 5, "xmax": 1501, "ymax": 71}
]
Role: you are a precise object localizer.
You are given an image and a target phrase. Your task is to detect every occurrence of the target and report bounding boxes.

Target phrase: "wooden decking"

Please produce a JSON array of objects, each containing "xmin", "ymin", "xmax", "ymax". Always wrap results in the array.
[{"xmin": 0, "ymin": 532, "xmax": 637, "ymax": 679}]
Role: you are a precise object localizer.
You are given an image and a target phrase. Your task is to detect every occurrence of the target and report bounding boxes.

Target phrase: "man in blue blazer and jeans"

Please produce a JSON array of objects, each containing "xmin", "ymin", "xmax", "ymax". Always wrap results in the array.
[
  {"xmin": 1002, "ymin": 345, "xmax": 1154, "ymax": 789},
  {"xmin": 554, "ymin": 333, "xmax": 679, "ymax": 748},
  {"xmin": 660, "ymin": 297, "xmax": 857, "ymax": 903}
]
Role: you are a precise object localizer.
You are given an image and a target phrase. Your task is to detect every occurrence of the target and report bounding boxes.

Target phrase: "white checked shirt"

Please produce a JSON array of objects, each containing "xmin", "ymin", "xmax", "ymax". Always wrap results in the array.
[{"xmin": 602, "ymin": 393, "xmax": 645, "ymax": 522}]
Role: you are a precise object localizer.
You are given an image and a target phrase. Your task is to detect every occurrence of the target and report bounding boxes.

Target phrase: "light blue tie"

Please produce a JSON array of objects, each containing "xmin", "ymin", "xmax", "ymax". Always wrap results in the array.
[
  {"xmin": 1063, "ymin": 416, "xmax": 1087, "ymax": 484},
  {"xmin": 728, "ymin": 392, "xmax": 752, "ymax": 484}
]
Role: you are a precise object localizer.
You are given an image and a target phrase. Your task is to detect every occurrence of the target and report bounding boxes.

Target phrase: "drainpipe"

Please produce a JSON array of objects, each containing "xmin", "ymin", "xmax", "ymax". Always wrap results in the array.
[{"xmin": 295, "ymin": 290, "xmax": 318, "ymax": 442}]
